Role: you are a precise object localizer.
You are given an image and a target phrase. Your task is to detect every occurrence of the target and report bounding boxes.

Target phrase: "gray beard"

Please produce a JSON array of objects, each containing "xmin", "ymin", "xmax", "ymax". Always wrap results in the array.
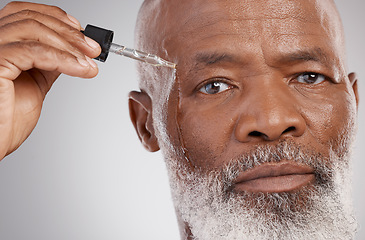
[{"xmin": 164, "ymin": 140, "xmax": 357, "ymax": 240}]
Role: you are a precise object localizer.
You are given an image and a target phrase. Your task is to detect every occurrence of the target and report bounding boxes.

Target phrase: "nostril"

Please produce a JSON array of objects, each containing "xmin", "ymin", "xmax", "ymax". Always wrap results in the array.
[
  {"xmin": 283, "ymin": 126, "xmax": 296, "ymax": 134},
  {"xmin": 248, "ymin": 126, "xmax": 297, "ymax": 141},
  {"xmin": 249, "ymin": 131, "xmax": 264, "ymax": 137}
]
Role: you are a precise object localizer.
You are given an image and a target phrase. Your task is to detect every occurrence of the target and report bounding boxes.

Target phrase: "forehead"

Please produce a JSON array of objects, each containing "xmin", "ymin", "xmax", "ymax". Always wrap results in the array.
[
  {"xmin": 165, "ymin": 0, "xmax": 320, "ymax": 32},
  {"xmin": 158, "ymin": 0, "xmax": 342, "ymax": 65}
]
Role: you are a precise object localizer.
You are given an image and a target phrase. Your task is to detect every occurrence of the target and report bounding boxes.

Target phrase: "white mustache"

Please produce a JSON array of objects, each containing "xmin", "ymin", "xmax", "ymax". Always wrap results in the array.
[{"xmin": 209, "ymin": 139, "xmax": 335, "ymax": 192}]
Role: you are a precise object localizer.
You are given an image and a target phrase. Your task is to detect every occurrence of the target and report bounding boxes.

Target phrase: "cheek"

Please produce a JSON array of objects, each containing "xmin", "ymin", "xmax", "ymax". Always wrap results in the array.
[
  {"xmin": 296, "ymin": 84, "xmax": 356, "ymax": 148},
  {"xmin": 176, "ymin": 98, "xmax": 236, "ymax": 170}
]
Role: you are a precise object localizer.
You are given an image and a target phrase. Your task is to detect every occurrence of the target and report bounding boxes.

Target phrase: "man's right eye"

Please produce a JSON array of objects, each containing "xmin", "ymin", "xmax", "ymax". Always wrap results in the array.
[{"xmin": 199, "ymin": 81, "xmax": 232, "ymax": 94}]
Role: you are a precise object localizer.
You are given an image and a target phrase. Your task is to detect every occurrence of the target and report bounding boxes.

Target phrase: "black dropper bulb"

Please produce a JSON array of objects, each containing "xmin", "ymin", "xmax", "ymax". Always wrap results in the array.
[{"xmin": 82, "ymin": 24, "xmax": 114, "ymax": 62}]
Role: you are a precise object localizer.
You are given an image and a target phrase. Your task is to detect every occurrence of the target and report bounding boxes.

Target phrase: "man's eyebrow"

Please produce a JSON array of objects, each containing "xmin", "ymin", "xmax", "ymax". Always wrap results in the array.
[
  {"xmin": 188, "ymin": 52, "xmax": 239, "ymax": 75},
  {"xmin": 278, "ymin": 48, "xmax": 333, "ymax": 68},
  {"xmin": 186, "ymin": 52, "xmax": 238, "ymax": 76},
  {"xmin": 190, "ymin": 47, "xmax": 333, "ymax": 72}
]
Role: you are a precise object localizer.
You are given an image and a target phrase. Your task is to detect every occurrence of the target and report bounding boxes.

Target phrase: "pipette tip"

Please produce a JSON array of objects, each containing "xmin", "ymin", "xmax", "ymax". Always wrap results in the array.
[{"xmin": 156, "ymin": 58, "xmax": 176, "ymax": 69}]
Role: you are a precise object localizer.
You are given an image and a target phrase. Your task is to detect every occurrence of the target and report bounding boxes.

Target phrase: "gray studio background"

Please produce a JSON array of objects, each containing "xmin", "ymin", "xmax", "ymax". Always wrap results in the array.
[{"xmin": 0, "ymin": 1, "xmax": 363, "ymax": 239}]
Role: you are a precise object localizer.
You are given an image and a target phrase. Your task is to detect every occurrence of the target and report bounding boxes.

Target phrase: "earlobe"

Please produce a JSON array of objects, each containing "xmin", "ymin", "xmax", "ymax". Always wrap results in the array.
[
  {"xmin": 348, "ymin": 72, "xmax": 359, "ymax": 109},
  {"xmin": 128, "ymin": 91, "xmax": 160, "ymax": 152}
]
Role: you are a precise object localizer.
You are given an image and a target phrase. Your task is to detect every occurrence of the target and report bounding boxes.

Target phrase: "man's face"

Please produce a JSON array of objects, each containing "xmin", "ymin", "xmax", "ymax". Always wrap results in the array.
[
  {"xmin": 136, "ymin": 0, "xmax": 358, "ymax": 238},
  {"xmin": 162, "ymin": 0, "xmax": 355, "ymax": 173}
]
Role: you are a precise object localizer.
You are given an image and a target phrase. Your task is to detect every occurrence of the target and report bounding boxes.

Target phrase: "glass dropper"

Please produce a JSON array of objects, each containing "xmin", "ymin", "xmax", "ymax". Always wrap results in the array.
[{"xmin": 82, "ymin": 24, "xmax": 176, "ymax": 69}]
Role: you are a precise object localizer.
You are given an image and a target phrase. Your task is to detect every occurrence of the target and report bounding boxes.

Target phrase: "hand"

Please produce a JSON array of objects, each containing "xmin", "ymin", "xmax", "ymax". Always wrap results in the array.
[{"xmin": 0, "ymin": 2, "xmax": 101, "ymax": 159}]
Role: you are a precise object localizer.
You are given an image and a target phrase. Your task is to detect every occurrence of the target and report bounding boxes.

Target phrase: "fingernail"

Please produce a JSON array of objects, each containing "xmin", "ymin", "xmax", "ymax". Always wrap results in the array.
[
  {"xmin": 77, "ymin": 57, "xmax": 89, "ymax": 67},
  {"xmin": 85, "ymin": 36, "xmax": 100, "ymax": 50},
  {"xmin": 86, "ymin": 56, "xmax": 97, "ymax": 68},
  {"xmin": 67, "ymin": 14, "xmax": 80, "ymax": 27}
]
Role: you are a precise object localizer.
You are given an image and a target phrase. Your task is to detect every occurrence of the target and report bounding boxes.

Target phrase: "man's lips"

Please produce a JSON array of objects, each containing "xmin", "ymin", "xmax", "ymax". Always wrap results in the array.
[{"xmin": 233, "ymin": 162, "xmax": 315, "ymax": 193}]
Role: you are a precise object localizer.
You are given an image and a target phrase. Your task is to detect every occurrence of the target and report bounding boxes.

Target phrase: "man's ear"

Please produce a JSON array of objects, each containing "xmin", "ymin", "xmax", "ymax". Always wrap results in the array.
[
  {"xmin": 348, "ymin": 72, "xmax": 359, "ymax": 109},
  {"xmin": 129, "ymin": 91, "xmax": 160, "ymax": 152}
]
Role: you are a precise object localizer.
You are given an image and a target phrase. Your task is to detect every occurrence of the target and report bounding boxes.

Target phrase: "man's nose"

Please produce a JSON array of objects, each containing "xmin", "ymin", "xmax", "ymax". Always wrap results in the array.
[{"xmin": 234, "ymin": 80, "xmax": 306, "ymax": 142}]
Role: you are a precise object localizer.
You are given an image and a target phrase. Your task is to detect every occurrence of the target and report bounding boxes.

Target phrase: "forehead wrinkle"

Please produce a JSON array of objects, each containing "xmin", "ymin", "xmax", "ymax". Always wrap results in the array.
[
  {"xmin": 170, "ymin": 17, "xmax": 260, "ymax": 47},
  {"xmin": 228, "ymin": 0, "xmax": 313, "ymax": 22}
]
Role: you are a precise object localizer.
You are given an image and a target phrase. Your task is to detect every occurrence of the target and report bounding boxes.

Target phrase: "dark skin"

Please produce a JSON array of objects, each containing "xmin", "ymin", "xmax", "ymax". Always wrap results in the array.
[
  {"xmin": 129, "ymin": 0, "xmax": 359, "ymax": 238},
  {"xmin": 0, "ymin": 0, "xmax": 359, "ymax": 239}
]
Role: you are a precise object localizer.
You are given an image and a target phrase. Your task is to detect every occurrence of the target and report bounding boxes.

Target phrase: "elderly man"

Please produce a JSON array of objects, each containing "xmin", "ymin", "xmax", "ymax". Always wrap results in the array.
[{"xmin": 0, "ymin": 0, "xmax": 359, "ymax": 239}]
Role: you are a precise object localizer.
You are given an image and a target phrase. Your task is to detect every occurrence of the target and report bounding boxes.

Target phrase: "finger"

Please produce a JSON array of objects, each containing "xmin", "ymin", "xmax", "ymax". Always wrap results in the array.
[
  {"xmin": 0, "ymin": 11, "xmax": 101, "ymax": 58},
  {"xmin": 0, "ymin": 18, "xmax": 100, "ymax": 60},
  {"xmin": 0, "ymin": 41, "xmax": 98, "ymax": 81},
  {"xmin": 0, "ymin": 1, "xmax": 81, "ymax": 29},
  {"xmin": 0, "ymin": 77, "xmax": 14, "ymax": 159}
]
